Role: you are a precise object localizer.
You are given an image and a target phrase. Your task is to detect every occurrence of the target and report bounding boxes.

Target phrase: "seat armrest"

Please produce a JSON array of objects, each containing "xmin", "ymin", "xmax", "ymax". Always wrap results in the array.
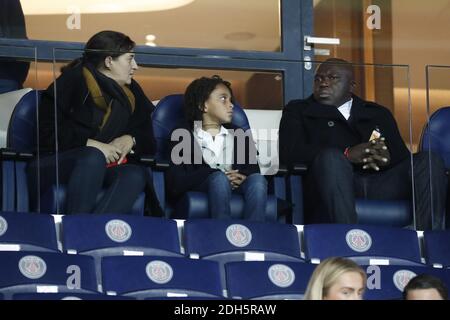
[
  {"xmin": 134, "ymin": 154, "xmax": 155, "ymax": 166},
  {"xmin": 0, "ymin": 148, "xmax": 33, "ymax": 161},
  {"xmin": 16, "ymin": 151, "xmax": 34, "ymax": 160},
  {"xmin": 154, "ymin": 161, "xmax": 170, "ymax": 171},
  {"xmin": 0, "ymin": 148, "xmax": 17, "ymax": 159},
  {"xmin": 274, "ymin": 165, "xmax": 288, "ymax": 176},
  {"xmin": 133, "ymin": 154, "xmax": 170, "ymax": 171},
  {"xmin": 290, "ymin": 163, "xmax": 308, "ymax": 175}
]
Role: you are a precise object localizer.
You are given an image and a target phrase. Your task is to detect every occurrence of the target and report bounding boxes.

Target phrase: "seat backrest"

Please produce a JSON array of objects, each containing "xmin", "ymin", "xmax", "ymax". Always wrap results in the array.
[
  {"xmin": 101, "ymin": 256, "xmax": 223, "ymax": 299},
  {"xmin": 12, "ymin": 292, "xmax": 135, "ymax": 300},
  {"xmin": 184, "ymin": 219, "xmax": 302, "ymax": 263},
  {"xmin": 62, "ymin": 214, "xmax": 181, "ymax": 256},
  {"xmin": 423, "ymin": 230, "xmax": 450, "ymax": 268},
  {"xmin": 0, "ymin": 211, "xmax": 58, "ymax": 252},
  {"xmin": 225, "ymin": 261, "xmax": 315, "ymax": 299},
  {"xmin": 6, "ymin": 90, "xmax": 41, "ymax": 153},
  {"xmin": 303, "ymin": 224, "xmax": 422, "ymax": 266},
  {"xmin": 356, "ymin": 199, "xmax": 412, "ymax": 227},
  {"xmin": 0, "ymin": 251, "xmax": 98, "ymax": 299},
  {"xmin": 152, "ymin": 94, "xmax": 250, "ymax": 161},
  {"xmin": 0, "ymin": 88, "xmax": 32, "ymax": 148},
  {"xmin": 62, "ymin": 214, "xmax": 182, "ymax": 289},
  {"xmin": 420, "ymin": 106, "xmax": 450, "ymax": 168},
  {"xmin": 364, "ymin": 265, "xmax": 450, "ymax": 300},
  {"xmin": 0, "ymin": 79, "xmax": 20, "ymax": 95}
]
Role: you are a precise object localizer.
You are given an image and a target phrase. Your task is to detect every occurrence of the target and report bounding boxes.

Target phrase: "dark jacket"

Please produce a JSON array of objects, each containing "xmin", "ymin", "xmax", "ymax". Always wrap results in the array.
[
  {"xmin": 278, "ymin": 94, "xmax": 410, "ymax": 169},
  {"xmin": 38, "ymin": 64, "xmax": 156, "ymax": 157},
  {"xmin": 166, "ymin": 123, "xmax": 260, "ymax": 200},
  {"xmin": 0, "ymin": 0, "xmax": 30, "ymax": 87}
]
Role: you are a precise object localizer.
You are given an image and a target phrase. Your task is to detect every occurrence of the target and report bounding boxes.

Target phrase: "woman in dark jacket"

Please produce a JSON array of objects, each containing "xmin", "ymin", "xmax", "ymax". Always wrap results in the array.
[
  {"xmin": 167, "ymin": 75, "xmax": 268, "ymax": 221},
  {"xmin": 29, "ymin": 30, "xmax": 158, "ymax": 215}
]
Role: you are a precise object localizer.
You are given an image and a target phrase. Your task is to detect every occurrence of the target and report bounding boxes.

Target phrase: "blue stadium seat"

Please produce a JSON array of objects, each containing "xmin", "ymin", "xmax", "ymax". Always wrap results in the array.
[
  {"xmin": 1, "ymin": 89, "xmax": 39, "ymax": 212},
  {"xmin": 101, "ymin": 256, "xmax": 223, "ymax": 299},
  {"xmin": 144, "ymin": 296, "xmax": 224, "ymax": 300},
  {"xmin": 0, "ymin": 152, "xmax": 15, "ymax": 212},
  {"xmin": 423, "ymin": 230, "xmax": 450, "ymax": 268},
  {"xmin": 184, "ymin": 219, "xmax": 302, "ymax": 263},
  {"xmin": 3, "ymin": 90, "xmax": 40, "ymax": 213},
  {"xmin": 0, "ymin": 211, "xmax": 58, "ymax": 252},
  {"xmin": 286, "ymin": 173, "xmax": 412, "ymax": 227},
  {"xmin": 0, "ymin": 79, "xmax": 20, "ymax": 94},
  {"xmin": 363, "ymin": 264, "xmax": 450, "ymax": 300},
  {"xmin": 152, "ymin": 94, "xmax": 280, "ymax": 221},
  {"xmin": 184, "ymin": 219, "xmax": 303, "ymax": 290},
  {"xmin": 62, "ymin": 214, "xmax": 182, "ymax": 289},
  {"xmin": 12, "ymin": 292, "xmax": 135, "ymax": 300},
  {"xmin": 6, "ymin": 89, "xmax": 145, "ymax": 214},
  {"xmin": 225, "ymin": 261, "xmax": 315, "ymax": 299},
  {"xmin": 0, "ymin": 251, "xmax": 98, "ymax": 299},
  {"xmin": 303, "ymin": 224, "xmax": 422, "ymax": 266},
  {"xmin": 420, "ymin": 106, "xmax": 450, "ymax": 168},
  {"xmin": 62, "ymin": 214, "xmax": 181, "ymax": 256},
  {"xmin": 419, "ymin": 106, "xmax": 450, "ymax": 228}
]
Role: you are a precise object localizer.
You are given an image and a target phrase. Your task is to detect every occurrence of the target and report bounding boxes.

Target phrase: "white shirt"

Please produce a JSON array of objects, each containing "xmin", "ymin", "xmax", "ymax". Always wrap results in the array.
[
  {"xmin": 193, "ymin": 125, "xmax": 234, "ymax": 172},
  {"xmin": 337, "ymin": 98, "xmax": 353, "ymax": 120}
]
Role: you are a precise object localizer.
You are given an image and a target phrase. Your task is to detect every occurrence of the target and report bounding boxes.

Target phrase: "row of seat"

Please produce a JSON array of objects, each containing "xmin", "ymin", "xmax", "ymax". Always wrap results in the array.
[
  {"xmin": 1, "ymin": 250, "xmax": 450, "ymax": 300},
  {"xmin": 2, "ymin": 211, "xmax": 450, "ymax": 269},
  {"xmin": 1, "ymin": 292, "xmax": 133, "ymax": 300}
]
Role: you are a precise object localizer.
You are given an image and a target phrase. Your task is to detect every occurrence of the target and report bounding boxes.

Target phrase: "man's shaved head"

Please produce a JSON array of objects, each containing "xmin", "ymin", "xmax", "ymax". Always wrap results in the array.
[
  {"xmin": 313, "ymin": 58, "xmax": 356, "ymax": 107},
  {"xmin": 317, "ymin": 58, "xmax": 354, "ymax": 80}
]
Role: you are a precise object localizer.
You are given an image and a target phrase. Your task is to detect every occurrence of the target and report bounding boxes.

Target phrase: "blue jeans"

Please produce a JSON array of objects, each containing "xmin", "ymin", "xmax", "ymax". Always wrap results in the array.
[{"xmin": 194, "ymin": 171, "xmax": 268, "ymax": 221}]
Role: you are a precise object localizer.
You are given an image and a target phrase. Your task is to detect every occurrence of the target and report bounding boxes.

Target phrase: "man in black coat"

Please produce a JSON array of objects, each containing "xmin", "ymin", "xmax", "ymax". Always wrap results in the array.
[{"xmin": 279, "ymin": 58, "xmax": 446, "ymax": 230}]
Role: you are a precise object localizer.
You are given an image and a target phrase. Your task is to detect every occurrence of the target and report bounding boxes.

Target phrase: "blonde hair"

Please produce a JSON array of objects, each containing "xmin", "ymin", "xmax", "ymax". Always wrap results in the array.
[{"xmin": 304, "ymin": 257, "xmax": 366, "ymax": 300}]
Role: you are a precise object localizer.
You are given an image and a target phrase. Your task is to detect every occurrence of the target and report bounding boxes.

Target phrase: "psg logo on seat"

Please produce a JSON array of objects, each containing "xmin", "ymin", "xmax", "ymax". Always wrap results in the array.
[
  {"xmin": 146, "ymin": 260, "xmax": 173, "ymax": 284},
  {"xmin": 18, "ymin": 255, "xmax": 47, "ymax": 280},
  {"xmin": 105, "ymin": 219, "xmax": 132, "ymax": 243},
  {"xmin": 268, "ymin": 264, "xmax": 296, "ymax": 288},
  {"xmin": 345, "ymin": 229, "xmax": 372, "ymax": 253},
  {"xmin": 226, "ymin": 224, "xmax": 252, "ymax": 248},
  {"xmin": 0, "ymin": 216, "xmax": 8, "ymax": 237}
]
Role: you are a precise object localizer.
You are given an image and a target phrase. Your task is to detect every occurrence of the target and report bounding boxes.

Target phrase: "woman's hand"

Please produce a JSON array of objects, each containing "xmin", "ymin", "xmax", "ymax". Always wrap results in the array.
[
  {"xmin": 87, "ymin": 139, "xmax": 122, "ymax": 164},
  {"xmin": 110, "ymin": 135, "xmax": 134, "ymax": 164}
]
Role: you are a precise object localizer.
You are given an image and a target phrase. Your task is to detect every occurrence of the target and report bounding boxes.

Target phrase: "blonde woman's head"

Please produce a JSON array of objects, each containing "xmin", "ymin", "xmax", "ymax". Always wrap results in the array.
[{"xmin": 304, "ymin": 257, "xmax": 366, "ymax": 300}]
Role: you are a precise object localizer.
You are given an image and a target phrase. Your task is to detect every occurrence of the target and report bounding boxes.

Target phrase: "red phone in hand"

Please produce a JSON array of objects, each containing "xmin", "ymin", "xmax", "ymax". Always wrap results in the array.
[{"xmin": 106, "ymin": 157, "xmax": 128, "ymax": 168}]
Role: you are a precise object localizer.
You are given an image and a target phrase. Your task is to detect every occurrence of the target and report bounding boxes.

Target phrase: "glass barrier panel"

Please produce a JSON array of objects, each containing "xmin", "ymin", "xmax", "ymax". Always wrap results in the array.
[
  {"xmin": 0, "ymin": 45, "xmax": 44, "ymax": 213},
  {"xmin": 423, "ymin": 65, "xmax": 450, "ymax": 230}
]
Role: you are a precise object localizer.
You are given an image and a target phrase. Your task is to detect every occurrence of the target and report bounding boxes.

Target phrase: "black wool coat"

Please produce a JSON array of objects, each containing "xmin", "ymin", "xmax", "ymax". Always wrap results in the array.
[
  {"xmin": 38, "ymin": 64, "xmax": 156, "ymax": 157},
  {"xmin": 166, "ymin": 123, "xmax": 260, "ymax": 200},
  {"xmin": 278, "ymin": 94, "xmax": 410, "ymax": 170}
]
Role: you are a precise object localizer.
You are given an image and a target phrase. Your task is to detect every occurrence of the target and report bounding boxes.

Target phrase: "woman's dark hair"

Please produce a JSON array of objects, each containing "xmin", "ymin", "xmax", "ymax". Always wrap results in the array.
[
  {"xmin": 184, "ymin": 75, "xmax": 233, "ymax": 129},
  {"xmin": 62, "ymin": 30, "xmax": 135, "ymax": 72},
  {"xmin": 403, "ymin": 274, "xmax": 448, "ymax": 300}
]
